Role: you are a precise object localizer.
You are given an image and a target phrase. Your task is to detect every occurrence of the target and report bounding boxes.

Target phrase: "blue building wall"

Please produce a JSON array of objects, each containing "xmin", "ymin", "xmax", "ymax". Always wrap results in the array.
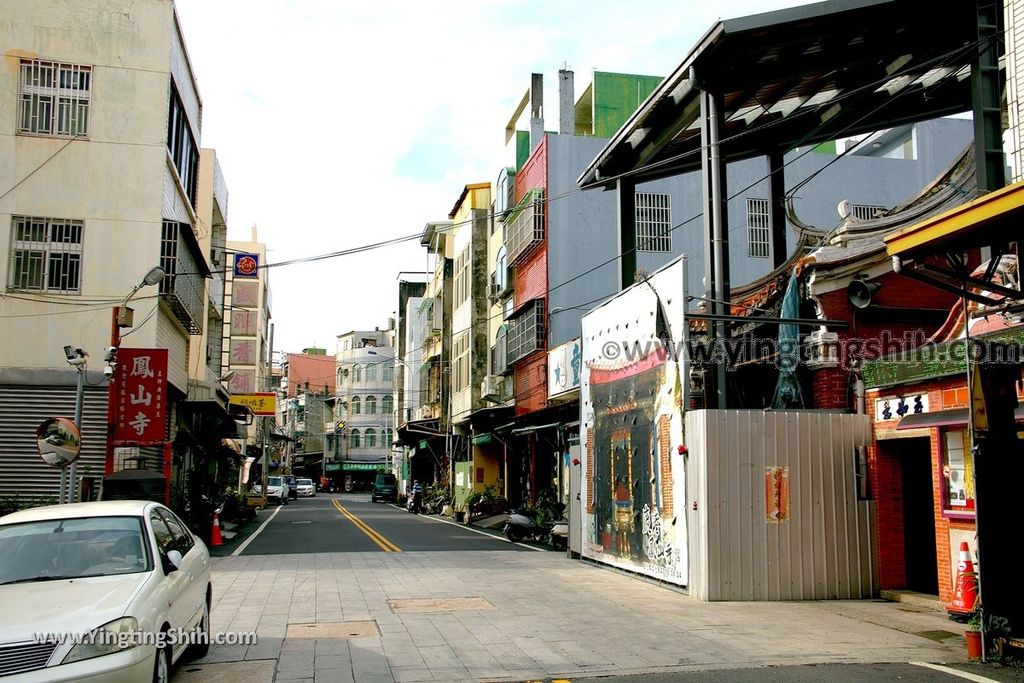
[{"xmin": 545, "ymin": 117, "xmax": 973, "ymax": 346}]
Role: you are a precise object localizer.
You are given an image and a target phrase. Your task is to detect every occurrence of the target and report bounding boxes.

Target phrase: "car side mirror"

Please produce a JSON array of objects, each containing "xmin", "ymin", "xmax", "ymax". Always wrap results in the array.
[{"xmin": 165, "ymin": 549, "xmax": 183, "ymax": 572}]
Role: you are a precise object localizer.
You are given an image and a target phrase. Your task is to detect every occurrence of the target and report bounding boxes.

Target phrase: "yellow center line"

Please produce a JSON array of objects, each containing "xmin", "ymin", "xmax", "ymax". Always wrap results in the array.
[{"xmin": 331, "ymin": 498, "xmax": 402, "ymax": 552}]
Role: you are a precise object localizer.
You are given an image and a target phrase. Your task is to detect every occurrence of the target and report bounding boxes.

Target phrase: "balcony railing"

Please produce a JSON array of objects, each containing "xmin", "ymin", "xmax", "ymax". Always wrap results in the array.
[
  {"xmin": 505, "ymin": 189, "xmax": 545, "ymax": 265},
  {"xmin": 160, "ymin": 220, "xmax": 205, "ymax": 334}
]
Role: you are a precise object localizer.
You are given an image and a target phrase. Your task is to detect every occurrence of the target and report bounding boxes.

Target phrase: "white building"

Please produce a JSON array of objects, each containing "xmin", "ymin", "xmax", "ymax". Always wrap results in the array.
[
  {"xmin": 0, "ymin": 0, "xmax": 212, "ymax": 498},
  {"xmin": 335, "ymin": 328, "xmax": 396, "ymax": 479}
]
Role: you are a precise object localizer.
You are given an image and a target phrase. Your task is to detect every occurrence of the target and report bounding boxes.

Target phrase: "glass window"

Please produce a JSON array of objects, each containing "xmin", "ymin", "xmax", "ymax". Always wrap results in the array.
[
  {"xmin": 366, "ymin": 364, "xmax": 377, "ymax": 381},
  {"xmin": 383, "ymin": 364, "xmax": 393, "ymax": 382},
  {"xmin": 366, "ymin": 396, "xmax": 377, "ymax": 414},
  {"xmin": 8, "ymin": 217, "xmax": 84, "ymax": 293},
  {"xmin": 351, "ymin": 396, "xmax": 361, "ymax": 415},
  {"xmin": 19, "ymin": 59, "xmax": 91, "ymax": 137},
  {"xmin": 149, "ymin": 512, "xmax": 175, "ymax": 555},
  {"xmin": 382, "ymin": 395, "xmax": 392, "ymax": 414},
  {"xmin": 366, "ymin": 428, "xmax": 377, "ymax": 448},
  {"xmin": 385, "ymin": 428, "xmax": 393, "ymax": 446},
  {"xmin": 157, "ymin": 509, "xmax": 194, "ymax": 555},
  {"xmin": 337, "ymin": 368, "xmax": 343, "ymax": 385},
  {"xmin": 941, "ymin": 429, "xmax": 975, "ymax": 514},
  {"xmin": 353, "ymin": 364, "xmax": 361, "ymax": 382},
  {"xmin": 350, "ymin": 428, "xmax": 360, "ymax": 448}
]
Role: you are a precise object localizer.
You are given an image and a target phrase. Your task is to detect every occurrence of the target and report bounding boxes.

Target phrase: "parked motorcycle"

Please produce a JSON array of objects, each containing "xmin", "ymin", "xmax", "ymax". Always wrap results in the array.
[
  {"xmin": 504, "ymin": 499, "xmax": 566, "ymax": 547},
  {"xmin": 406, "ymin": 490, "xmax": 423, "ymax": 514}
]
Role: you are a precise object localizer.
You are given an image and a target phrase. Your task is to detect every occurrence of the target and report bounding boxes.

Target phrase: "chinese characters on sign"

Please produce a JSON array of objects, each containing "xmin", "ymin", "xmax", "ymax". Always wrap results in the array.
[
  {"xmin": 114, "ymin": 349, "xmax": 168, "ymax": 443},
  {"xmin": 229, "ymin": 392, "xmax": 277, "ymax": 417},
  {"xmin": 765, "ymin": 466, "xmax": 790, "ymax": 523}
]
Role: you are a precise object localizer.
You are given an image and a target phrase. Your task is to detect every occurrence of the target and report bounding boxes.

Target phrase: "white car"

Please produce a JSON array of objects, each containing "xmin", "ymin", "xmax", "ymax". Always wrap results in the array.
[
  {"xmin": 295, "ymin": 479, "xmax": 315, "ymax": 497},
  {"xmin": 251, "ymin": 476, "xmax": 288, "ymax": 504},
  {"xmin": 0, "ymin": 500, "xmax": 211, "ymax": 682}
]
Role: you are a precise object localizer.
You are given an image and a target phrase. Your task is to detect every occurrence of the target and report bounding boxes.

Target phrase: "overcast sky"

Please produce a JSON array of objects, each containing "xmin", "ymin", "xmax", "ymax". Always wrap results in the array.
[{"xmin": 174, "ymin": 0, "xmax": 806, "ymax": 358}]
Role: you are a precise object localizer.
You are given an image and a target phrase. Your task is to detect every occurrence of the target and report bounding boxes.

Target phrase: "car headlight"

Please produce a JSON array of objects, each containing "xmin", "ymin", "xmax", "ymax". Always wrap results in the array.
[{"xmin": 62, "ymin": 617, "xmax": 140, "ymax": 664}]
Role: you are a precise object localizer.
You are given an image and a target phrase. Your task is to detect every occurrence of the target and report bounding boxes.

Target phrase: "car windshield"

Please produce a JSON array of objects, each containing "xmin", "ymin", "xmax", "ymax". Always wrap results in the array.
[
  {"xmin": 376, "ymin": 474, "xmax": 396, "ymax": 486},
  {"xmin": 0, "ymin": 516, "xmax": 151, "ymax": 585},
  {"xmin": 268, "ymin": 477, "xmax": 282, "ymax": 486},
  {"xmin": 297, "ymin": 479, "xmax": 312, "ymax": 486}
]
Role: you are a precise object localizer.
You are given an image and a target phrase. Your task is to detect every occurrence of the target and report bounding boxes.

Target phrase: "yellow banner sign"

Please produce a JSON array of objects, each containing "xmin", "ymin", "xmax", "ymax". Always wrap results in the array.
[{"xmin": 230, "ymin": 392, "xmax": 277, "ymax": 416}]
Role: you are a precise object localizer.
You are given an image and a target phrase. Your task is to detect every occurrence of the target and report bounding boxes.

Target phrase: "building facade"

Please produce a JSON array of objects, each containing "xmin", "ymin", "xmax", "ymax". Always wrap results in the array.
[{"xmin": 0, "ymin": 0, "xmax": 211, "ymax": 501}]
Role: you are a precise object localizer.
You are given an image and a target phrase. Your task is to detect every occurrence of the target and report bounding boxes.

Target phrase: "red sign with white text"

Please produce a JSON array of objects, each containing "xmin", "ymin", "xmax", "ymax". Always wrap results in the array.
[{"xmin": 114, "ymin": 348, "xmax": 168, "ymax": 443}]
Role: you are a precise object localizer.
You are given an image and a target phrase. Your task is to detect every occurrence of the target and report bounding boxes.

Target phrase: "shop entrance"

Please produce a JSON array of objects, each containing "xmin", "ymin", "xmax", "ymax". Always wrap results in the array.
[{"xmin": 901, "ymin": 438, "xmax": 938, "ymax": 595}]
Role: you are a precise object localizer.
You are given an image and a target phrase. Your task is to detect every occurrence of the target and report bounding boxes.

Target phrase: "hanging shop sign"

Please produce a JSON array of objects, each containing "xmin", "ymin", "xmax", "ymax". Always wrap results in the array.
[{"xmin": 114, "ymin": 348, "xmax": 168, "ymax": 443}]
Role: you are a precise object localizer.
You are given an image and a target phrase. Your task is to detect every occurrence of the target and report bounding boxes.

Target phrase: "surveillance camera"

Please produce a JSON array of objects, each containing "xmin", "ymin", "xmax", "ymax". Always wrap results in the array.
[
  {"xmin": 103, "ymin": 346, "xmax": 118, "ymax": 362},
  {"xmin": 103, "ymin": 364, "xmax": 115, "ymax": 380},
  {"xmin": 64, "ymin": 346, "xmax": 88, "ymax": 366}
]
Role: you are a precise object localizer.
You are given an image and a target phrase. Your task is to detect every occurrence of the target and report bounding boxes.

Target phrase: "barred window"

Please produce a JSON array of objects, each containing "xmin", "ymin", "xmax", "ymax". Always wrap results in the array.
[
  {"xmin": 746, "ymin": 198, "xmax": 771, "ymax": 258},
  {"xmin": 19, "ymin": 59, "xmax": 91, "ymax": 137},
  {"xmin": 8, "ymin": 216, "xmax": 84, "ymax": 293},
  {"xmin": 635, "ymin": 193, "xmax": 671, "ymax": 252},
  {"xmin": 507, "ymin": 300, "xmax": 545, "ymax": 365}
]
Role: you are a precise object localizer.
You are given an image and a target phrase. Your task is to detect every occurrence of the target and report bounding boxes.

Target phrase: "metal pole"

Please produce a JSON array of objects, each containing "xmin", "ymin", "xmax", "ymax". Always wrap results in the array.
[
  {"xmin": 961, "ymin": 291, "xmax": 987, "ymax": 661},
  {"xmin": 67, "ymin": 365, "xmax": 85, "ymax": 503}
]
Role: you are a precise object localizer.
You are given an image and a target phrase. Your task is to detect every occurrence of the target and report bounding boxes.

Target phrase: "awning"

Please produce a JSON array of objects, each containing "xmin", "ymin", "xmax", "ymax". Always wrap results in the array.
[
  {"xmin": 886, "ymin": 181, "xmax": 1024, "ymax": 260},
  {"xmin": 511, "ymin": 421, "xmax": 562, "ymax": 436},
  {"xmin": 897, "ymin": 406, "xmax": 1024, "ymax": 430},
  {"xmin": 471, "ymin": 433, "xmax": 493, "ymax": 446}
]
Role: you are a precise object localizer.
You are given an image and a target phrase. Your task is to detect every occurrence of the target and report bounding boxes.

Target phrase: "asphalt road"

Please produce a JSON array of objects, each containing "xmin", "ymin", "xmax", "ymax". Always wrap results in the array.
[
  {"xmin": 573, "ymin": 662, "xmax": 1024, "ymax": 683},
  {"xmin": 236, "ymin": 493, "xmax": 534, "ymax": 555}
]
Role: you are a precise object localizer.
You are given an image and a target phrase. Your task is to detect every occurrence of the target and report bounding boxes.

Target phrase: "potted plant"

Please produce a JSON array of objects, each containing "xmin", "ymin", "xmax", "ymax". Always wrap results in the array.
[{"xmin": 964, "ymin": 608, "xmax": 983, "ymax": 660}]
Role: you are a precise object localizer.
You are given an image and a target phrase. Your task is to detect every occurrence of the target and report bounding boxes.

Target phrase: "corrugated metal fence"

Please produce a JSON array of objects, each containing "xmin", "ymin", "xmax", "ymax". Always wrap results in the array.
[
  {"xmin": 0, "ymin": 381, "xmax": 108, "ymax": 501},
  {"xmin": 685, "ymin": 409, "xmax": 877, "ymax": 601}
]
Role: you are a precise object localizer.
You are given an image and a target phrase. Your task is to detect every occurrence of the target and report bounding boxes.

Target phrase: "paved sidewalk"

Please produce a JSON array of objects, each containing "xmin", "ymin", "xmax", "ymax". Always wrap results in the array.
[{"xmin": 182, "ymin": 551, "xmax": 968, "ymax": 682}]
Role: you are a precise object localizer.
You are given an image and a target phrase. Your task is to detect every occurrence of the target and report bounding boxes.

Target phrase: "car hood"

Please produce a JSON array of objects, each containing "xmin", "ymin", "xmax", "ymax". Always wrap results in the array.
[{"xmin": 0, "ymin": 573, "xmax": 151, "ymax": 644}]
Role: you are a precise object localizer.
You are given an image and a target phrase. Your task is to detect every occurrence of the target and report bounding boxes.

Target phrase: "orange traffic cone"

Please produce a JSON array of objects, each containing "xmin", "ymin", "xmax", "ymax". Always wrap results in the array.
[
  {"xmin": 210, "ymin": 511, "xmax": 224, "ymax": 547},
  {"xmin": 947, "ymin": 541, "xmax": 978, "ymax": 618}
]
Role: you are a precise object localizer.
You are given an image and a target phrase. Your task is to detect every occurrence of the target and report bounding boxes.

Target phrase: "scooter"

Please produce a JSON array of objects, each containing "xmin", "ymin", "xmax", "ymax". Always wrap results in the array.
[
  {"xmin": 504, "ymin": 500, "xmax": 566, "ymax": 546},
  {"xmin": 406, "ymin": 490, "xmax": 423, "ymax": 514}
]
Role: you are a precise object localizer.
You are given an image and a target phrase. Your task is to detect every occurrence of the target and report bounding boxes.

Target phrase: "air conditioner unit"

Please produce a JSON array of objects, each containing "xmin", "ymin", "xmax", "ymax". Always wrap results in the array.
[
  {"xmin": 480, "ymin": 375, "xmax": 499, "ymax": 400},
  {"xmin": 488, "ymin": 282, "xmax": 501, "ymax": 298}
]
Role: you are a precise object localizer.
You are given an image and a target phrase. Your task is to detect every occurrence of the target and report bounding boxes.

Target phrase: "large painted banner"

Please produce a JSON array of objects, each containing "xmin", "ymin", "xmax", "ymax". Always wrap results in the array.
[{"xmin": 580, "ymin": 259, "xmax": 688, "ymax": 585}]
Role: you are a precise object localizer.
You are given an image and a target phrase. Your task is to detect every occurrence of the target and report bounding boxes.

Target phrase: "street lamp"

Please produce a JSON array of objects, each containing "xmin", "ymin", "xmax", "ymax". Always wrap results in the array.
[{"xmin": 104, "ymin": 266, "xmax": 166, "ymax": 477}]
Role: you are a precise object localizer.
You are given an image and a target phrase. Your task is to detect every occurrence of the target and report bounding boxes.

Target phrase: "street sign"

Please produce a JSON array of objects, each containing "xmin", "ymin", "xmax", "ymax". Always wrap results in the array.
[
  {"xmin": 230, "ymin": 392, "xmax": 277, "ymax": 416},
  {"xmin": 114, "ymin": 348, "xmax": 168, "ymax": 443},
  {"xmin": 233, "ymin": 252, "xmax": 260, "ymax": 278},
  {"xmin": 36, "ymin": 417, "xmax": 81, "ymax": 468}
]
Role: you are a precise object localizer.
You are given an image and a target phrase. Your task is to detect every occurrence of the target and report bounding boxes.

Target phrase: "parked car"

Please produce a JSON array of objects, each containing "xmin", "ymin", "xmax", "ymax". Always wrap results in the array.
[
  {"xmin": 283, "ymin": 475, "xmax": 298, "ymax": 500},
  {"xmin": 371, "ymin": 473, "xmax": 398, "ymax": 503},
  {"xmin": 252, "ymin": 476, "xmax": 288, "ymax": 504},
  {"xmin": 296, "ymin": 478, "xmax": 315, "ymax": 497},
  {"xmin": 0, "ymin": 500, "xmax": 212, "ymax": 682}
]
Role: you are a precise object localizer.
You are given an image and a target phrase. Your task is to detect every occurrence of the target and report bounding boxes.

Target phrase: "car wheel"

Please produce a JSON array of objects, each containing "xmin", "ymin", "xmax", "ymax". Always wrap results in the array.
[
  {"xmin": 188, "ymin": 596, "xmax": 211, "ymax": 659},
  {"xmin": 153, "ymin": 641, "xmax": 171, "ymax": 683}
]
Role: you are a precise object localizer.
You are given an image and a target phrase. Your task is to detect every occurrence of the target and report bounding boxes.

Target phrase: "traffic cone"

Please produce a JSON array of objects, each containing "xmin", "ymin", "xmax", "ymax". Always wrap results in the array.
[
  {"xmin": 210, "ymin": 511, "xmax": 224, "ymax": 547},
  {"xmin": 947, "ymin": 541, "xmax": 978, "ymax": 618}
]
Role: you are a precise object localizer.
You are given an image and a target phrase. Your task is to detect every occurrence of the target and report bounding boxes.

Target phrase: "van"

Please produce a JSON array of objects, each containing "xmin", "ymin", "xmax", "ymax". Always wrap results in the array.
[{"xmin": 371, "ymin": 473, "xmax": 397, "ymax": 503}]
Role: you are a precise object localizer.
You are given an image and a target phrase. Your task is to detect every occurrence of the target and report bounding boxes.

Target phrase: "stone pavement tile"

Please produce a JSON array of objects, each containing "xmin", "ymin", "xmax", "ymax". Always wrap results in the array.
[
  {"xmin": 313, "ymin": 654, "xmax": 351, "ymax": 671},
  {"xmin": 244, "ymin": 637, "xmax": 283, "ymax": 661},
  {"xmin": 276, "ymin": 651, "xmax": 315, "ymax": 678},
  {"xmin": 282, "ymin": 638, "xmax": 317, "ymax": 652},
  {"xmin": 314, "ymin": 639, "xmax": 350, "ymax": 656},
  {"xmin": 417, "ymin": 644, "xmax": 463, "ymax": 670},
  {"xmin": 198, "ymin": 643, "xmax": 249, "ymax": 663},
  {"xmin": 379, "ymin": 623, "xmax": 410, "ymax": 635},
  {"xmin": 314, "ymin": 670, "xmax": 354, "ymax": 683},
  {"xmin": 173, "ymin": 659, "xmax": 275, "ymax": 682},
  {"xmin": 390, "ymin": 667, "xmax": 434, "ymax": 683}
]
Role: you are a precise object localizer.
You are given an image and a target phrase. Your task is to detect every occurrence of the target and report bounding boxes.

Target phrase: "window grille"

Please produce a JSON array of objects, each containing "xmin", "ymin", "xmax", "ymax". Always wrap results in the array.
[
  {"xmin": 8, "ymin": 216, "xmax": 83, "ymax": 293},
  {"xmin": 507, "ymin": 300, "xmax": 545, "ymax": 365},
  {"xmin": 19, "ymin": 59, "xmax": 91, "ymax": 137},
  {"xmin": 635, "ymin": 193, "xmax": 671, "ymax": 252},
  {"xmin": 505, "ymin": 190, "xmax": 545, "ymax": 265},
  {"xmin": 851, "ymin": 204, "xmax": 886, "ymax": 220},
  {"xmin": 746, "ymin": 198, "xmax": 771, "ymax": 258}
]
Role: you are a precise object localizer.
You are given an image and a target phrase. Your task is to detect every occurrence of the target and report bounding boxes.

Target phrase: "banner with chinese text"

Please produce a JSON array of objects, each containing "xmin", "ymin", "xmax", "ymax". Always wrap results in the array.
[{"xmin": 115, "ymin": 348, "xmax": 168, "ymax": 443}]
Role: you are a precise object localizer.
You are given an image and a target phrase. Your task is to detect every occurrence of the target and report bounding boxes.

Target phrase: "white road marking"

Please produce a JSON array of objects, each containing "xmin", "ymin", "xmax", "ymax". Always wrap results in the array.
[
  {"xmin": 910, "ymin": 662, "xmax": 1002, "ymax": 682},
  {"xmin": 231, "ymin": 505, "xmax": 284, "ymax": 556},
  {"xmin": 387, "ymin": 504, "xmax": 546, "ymax": 552}
]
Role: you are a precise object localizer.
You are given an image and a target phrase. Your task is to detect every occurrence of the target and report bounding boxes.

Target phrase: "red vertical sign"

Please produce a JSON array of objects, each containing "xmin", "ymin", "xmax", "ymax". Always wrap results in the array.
[{"xmin": 114, "ymin": 348, "xmax": 168, "ymax": 443}]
